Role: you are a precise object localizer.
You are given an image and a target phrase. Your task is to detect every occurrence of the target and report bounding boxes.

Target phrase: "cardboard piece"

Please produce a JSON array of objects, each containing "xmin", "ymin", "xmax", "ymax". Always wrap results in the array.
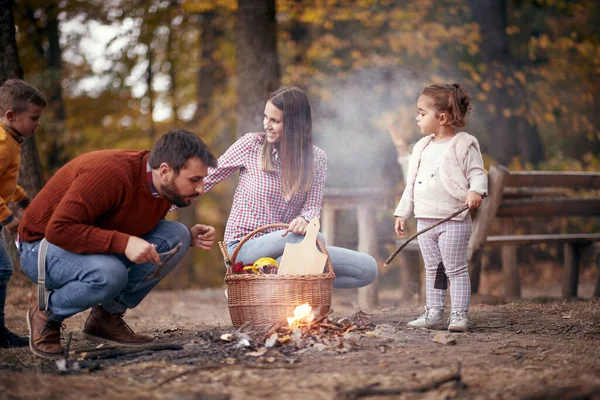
[{"xmin": 278, "ymin": 218, "xmax": 328, "ymax": 276}]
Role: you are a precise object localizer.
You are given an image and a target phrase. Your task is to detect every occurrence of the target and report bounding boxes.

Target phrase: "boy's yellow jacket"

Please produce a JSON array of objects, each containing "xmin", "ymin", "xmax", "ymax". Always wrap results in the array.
[{"xmin": 0, "ymin": 122, "xmax": 28, "ymax": 223}]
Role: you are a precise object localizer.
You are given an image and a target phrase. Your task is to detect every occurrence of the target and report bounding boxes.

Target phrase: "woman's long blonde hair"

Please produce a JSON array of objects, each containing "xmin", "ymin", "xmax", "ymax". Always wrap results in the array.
[{"xmin": 261, "ymin": 86, "xmax": 314, "ymax": 201}]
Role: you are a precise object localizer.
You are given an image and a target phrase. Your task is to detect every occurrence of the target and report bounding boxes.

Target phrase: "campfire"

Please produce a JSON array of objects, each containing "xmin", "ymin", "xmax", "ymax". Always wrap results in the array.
[
  {"xmin": 287, "ymin": 303, "xmax": 314, "ymax": 328},
  {"xmin": 218, "ymin": 304, "xmax": 375, "ymax": 354},
  {"xmin": 255, "ymin": 305, "xmax": 374, "ymax": 351}
]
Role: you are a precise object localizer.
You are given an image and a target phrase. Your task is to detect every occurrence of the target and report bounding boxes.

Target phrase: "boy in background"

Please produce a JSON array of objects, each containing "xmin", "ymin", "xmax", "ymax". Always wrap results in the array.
[{"xmin": 0, "ymin": 79, "xmax": 46, "ymax": 347}]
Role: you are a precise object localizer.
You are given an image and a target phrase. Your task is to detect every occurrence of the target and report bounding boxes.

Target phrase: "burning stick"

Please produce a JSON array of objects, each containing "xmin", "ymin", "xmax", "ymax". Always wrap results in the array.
[{"xmin": 262, "ymin": 319, "xmax": 288, "ymax": 341}]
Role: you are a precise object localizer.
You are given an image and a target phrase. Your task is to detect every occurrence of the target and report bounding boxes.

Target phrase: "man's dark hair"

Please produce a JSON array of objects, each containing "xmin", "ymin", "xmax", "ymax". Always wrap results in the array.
[{"xmin": 148, "ymin": 129, "xmax": 217, "ymax": 173}]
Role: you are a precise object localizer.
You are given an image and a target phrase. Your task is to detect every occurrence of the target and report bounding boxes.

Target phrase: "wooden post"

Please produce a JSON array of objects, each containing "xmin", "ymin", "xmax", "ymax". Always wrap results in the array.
[
  {"xmin": 468, "ymin": 165, "xmax": 509, "ymax": 293},
  {"xmin": 357, "ymin": 204, "xmax": 378, "ymax": 309},
  {"xmin": 321, "ymin": 204, "xmax": 336, "ymax": 246},
  {"xmin": 469, "ymin": 248, "xmax": 482, "ymax": 294},
  {"xmin": 399, "ymin": 243, "xmax": 421, "ymax": 303},
  {"xmin": 501, "ymin": 219, "xmax": 521, "ymax": 299},
  {"xmin": 594, "ymin": 247, "xmax": 600, "ymax": 298},
  {"xmin": 562, "ymin": 243, "xmax": 580, "ymax": 298}
]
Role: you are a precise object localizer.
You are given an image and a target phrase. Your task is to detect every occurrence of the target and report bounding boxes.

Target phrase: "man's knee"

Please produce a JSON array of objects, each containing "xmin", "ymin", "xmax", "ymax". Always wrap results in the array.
[
  {"xmin": 155, "ymin": 221, "xmax": 192, "ymax": 249},
  {"xmin": 87, "ymin": 259, "xmax": 128, "ymax": 295}
]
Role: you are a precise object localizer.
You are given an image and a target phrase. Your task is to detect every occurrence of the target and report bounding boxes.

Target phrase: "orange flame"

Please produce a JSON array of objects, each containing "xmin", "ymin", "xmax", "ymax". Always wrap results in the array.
[{"xmin": 287, "ymin": 303, "xmax": 314, "ymax": 328}]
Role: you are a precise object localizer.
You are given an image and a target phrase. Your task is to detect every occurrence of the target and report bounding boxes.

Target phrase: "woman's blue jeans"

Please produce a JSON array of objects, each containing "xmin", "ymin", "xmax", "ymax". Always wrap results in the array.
[
  {"xmin": 19, "ymin": 220, "xmax": 191, "ymax": 320},
  {"xmin": 227, "ymin": 229, "xmax": 378, "ymax": 289}
]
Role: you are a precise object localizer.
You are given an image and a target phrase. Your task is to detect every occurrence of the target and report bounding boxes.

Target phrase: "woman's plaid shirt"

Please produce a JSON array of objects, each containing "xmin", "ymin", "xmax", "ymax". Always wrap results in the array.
[{"xmin": 204, "ymin": 132, "xmax": 327, "ymax": 244}]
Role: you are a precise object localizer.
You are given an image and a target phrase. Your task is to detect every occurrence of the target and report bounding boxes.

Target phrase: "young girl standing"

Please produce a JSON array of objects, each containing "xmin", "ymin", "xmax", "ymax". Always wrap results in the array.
[{"xmin": 394, "ymin": 83, "xmax": 487, "ymax": 332}]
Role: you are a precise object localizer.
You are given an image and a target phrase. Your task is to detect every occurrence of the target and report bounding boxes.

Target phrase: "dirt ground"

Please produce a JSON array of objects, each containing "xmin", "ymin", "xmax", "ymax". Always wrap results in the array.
[{"xmin": 1, "ymin": 270, "xmax": 599, "ymax": 400}]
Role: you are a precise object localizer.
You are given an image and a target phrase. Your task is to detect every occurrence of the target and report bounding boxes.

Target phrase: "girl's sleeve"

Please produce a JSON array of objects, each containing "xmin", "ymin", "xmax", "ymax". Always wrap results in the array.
[
  {"xmin": 393, "ymin": 184, "xmax": 414, "ymax": 219},
  {"xmin": 393, "ymin": 149, "xmax": 419, "ymax": 219},
  {"xmin": 466, "ymin": 145, "xmax": 488, "ymax": 196},
  {"xmin": 204, "ymin": 133, "xmax": 256, "ymax": 193},
  {"xmin": 300, "ymin": 148, "xmax": 327, "ymax": 221}
]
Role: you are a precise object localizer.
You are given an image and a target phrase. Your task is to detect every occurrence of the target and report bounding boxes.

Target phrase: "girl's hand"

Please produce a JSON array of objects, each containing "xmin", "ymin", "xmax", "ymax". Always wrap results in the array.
[
  {"xmin": 394, "ymin": 216, "xmax": 406, "ymax": 236},
  {"xmin": 465, "ymin": 191, "xmax": 483, "ymax": 209},
  {"xmin": 282, "ymin": 216, "xmax": 308, "ymax": 236}
]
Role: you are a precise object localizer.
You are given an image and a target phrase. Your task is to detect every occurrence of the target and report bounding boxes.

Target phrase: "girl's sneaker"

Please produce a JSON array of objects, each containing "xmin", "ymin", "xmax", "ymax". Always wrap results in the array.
[
  {"xmin": 407, "ymin": 306, "xmax": 445, "ymax": 329},
  {"xmin": 448, "ymin": 311, "xmax": 468, "ymax": 332}
]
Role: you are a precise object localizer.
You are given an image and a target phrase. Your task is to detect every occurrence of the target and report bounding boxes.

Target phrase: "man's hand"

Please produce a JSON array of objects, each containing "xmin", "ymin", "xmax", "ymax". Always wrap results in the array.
[
  {"xmin": 4, "ymin": 217, "xmax": 19, "ymax": 235},
  {"xmin": 465, "ymin": 191, "xmax": 483, "ymax": 209},
  {"xmin": 125, "ymin": 236, "xmax": 161, "ymax": 264},
  {"xmin": 394, "ymin": 216, "xmax": 405, "ymax": 236},
  {"xmin": 283, "ymin": 216, "xmax": 308, "ymax": 237},
  {"xmin": 190, "ymin": 224, "xmax": 215, "ymax": 251}
]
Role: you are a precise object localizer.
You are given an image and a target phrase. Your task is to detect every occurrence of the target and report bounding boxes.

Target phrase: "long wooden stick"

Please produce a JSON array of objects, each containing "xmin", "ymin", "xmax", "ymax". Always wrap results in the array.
[{"xmin": 383, "ymin": 204, "xmax": 469, "ymax": 268}]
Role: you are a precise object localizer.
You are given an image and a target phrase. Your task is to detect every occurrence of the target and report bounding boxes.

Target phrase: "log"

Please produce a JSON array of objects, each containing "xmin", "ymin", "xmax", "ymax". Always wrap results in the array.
[{"xmin": 81, "ymin": 343, "xmax": 183, "ymax": 360}]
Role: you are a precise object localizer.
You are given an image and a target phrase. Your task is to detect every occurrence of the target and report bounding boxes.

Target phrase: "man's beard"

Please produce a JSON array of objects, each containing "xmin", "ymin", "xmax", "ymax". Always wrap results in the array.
[{"xmin": 160, "ymin": 182, "xmax": 195, "ymax": 208}]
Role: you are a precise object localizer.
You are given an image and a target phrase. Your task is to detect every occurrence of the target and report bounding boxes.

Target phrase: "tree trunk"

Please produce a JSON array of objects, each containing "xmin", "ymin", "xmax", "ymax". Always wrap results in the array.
[
  {"xmin": 44, "ymin": 2, "xmax": 68, "ymax": 174},
  {"xmin": 170, "ymin": 14, "xmax": 195, "ymax": 289},
  {"xmin": 235, "ymin": 0, "xmax": 280, "ymax": 137},
  {"xmin": 146, "ymin": 42, "xmax": 156, "ymax": 140},
  {"xmin": 467, "ymin": 0, "xmax": 544, "ymax": 165},
  {"xmin": 287, "ymin": 0, "xmax": 310, "ymax": 92},
  {"xmin": 0, "ymin": 0, "xmax": 44, "ymax": 270},
  {"xmin": 0, "ymin": 0, "xmax": 23, "ymax": 82},
  {"xmin": 192, "ymin": 12, "xmax": 223, "ymax": 122}
]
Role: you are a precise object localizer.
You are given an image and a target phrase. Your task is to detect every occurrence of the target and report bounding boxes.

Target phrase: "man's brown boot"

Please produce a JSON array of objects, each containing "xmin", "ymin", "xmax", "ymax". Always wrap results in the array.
[
  {"xmin": 83, "ymin": 305, "xmax": 153, "ymax": 347},
  {"xmin": 26, "ymin": 303, "xmax": 64, "ymax": 359}
]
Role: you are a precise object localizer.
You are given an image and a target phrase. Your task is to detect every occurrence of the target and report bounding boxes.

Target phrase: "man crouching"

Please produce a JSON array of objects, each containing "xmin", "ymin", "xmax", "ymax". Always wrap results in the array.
[{"xmin": 18, "ymin": 129, "xmax": 217, "ymax": 359}]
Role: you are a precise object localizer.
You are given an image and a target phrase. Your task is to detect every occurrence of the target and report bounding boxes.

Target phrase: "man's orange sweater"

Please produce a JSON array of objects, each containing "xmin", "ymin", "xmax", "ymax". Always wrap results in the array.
[{"xmin": 19, "ymin": 150, "xmax": 173, "ymax": 254}]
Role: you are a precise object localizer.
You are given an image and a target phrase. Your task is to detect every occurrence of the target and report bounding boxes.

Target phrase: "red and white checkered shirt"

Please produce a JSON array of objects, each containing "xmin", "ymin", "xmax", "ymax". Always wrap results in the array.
[{"xmin": 205, "ymin": 132, "xmax": 327, "ymax": 243}]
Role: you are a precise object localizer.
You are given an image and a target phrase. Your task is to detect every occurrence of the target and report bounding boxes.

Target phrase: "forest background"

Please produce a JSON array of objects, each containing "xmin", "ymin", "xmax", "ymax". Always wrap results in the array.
[{"xmin": 1, "ymin": 0, "xmax": 598, "ymax": 292}]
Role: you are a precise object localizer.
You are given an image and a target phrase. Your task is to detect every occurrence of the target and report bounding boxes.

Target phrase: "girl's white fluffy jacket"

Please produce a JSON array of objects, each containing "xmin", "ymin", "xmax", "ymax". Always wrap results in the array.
[{"xmin": 394, "ymin": 131, "xmax": 488, "ymax": 219}]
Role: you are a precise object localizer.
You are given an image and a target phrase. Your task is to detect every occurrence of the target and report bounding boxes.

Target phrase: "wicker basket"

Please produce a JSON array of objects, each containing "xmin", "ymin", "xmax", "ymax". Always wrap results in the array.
[{"xmin": 224, "ymin": 223, "xmax": 335, "ymax": 329}]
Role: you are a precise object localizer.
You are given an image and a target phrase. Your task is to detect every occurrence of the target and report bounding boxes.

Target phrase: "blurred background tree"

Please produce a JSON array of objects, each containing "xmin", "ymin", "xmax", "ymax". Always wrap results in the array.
[{"xmin": 5, "ymin": 0, "xmax": 599, "ymax": 288}]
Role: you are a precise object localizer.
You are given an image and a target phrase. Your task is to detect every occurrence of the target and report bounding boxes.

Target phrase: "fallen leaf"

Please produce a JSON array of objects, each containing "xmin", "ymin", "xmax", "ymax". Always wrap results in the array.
[
  {"xmin": 220, "ymin": 333, "xmax": 233, "ymax": 341},
  {"xmin": 247, "ymin": 348, "xmax": 268, "ymax": 357}
]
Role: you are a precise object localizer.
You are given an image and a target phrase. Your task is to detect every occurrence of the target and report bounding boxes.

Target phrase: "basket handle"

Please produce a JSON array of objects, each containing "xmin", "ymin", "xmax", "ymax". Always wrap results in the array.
[{"xmin": 229, "ymin": 223, "xmax": 334, "ymax": 275}]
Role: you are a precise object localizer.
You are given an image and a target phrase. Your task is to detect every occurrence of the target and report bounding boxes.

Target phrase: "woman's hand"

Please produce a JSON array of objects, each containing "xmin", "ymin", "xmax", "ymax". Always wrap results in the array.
[
  {"xmin": 465, "ymin": 191, "xmax": 483, "ymax": 209},
  {"xmin": 283, "ymin": 216, "xmax": 308, "ymax": 236},
  {"xmin": 190, "ymin": 224, "xmax": 215, "ymax": 250},
  {"xmin": 394, "ymin": 216, "xmax": 405, "ymax": 236}
]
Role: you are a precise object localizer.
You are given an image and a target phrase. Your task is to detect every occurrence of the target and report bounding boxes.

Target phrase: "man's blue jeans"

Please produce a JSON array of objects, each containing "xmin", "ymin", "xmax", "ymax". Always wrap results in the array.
[
  {"xmin": 227, "ymin": 229, "xmax": 378, "ymax": 289},
  {"xmin": 19, "ymin": 221, "xmax": 191, "ymax": 321}
]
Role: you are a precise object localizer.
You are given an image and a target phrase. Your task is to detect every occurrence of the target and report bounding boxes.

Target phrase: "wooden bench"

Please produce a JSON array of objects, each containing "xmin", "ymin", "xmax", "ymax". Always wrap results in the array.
[
  {"xmin": 321, "ymin": 187, "xmax": 396, "ymax": 309},
  {"xmin": 468, "ymin": 165, "xmax": 600, "ymax": 299}
]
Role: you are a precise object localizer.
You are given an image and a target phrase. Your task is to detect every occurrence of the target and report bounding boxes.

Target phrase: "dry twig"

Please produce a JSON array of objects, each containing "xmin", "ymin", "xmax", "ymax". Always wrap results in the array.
[
  {"xmin": 339, "ymin": 363, "xmax": 464, "ymax": 399},
  {"xmin": 152, "ymin": 363, "xmax": 224, "ymax": 389}
]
